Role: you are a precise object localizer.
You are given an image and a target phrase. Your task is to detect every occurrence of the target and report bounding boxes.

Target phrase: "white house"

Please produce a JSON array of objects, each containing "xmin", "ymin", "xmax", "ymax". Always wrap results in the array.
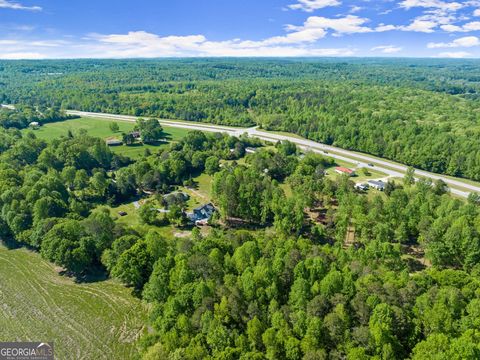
[
  {"xmin": 368, "ymin": 180, "xmax": 386, "ymax": 191},
  {"xmin": 187, "ymin": 203, "xmax": 216, "ymax": 226}
]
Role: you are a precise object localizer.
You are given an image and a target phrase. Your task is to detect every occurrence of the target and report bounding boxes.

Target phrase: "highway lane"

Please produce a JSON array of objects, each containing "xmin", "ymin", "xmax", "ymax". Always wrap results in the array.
[
  {"xmin": 67, "ymin": 110, "xmax": 241, "ymax": 133},
  {"xmin": 67, "ymin": 110, "xmax": 476, "ymax": 198},
  {"xmin": 247, "ymin": 129, "xmax": 474, "ymax": 198}
]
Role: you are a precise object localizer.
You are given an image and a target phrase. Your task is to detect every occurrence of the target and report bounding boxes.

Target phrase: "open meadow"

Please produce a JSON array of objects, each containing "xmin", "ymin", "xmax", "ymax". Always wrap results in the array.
[
  {"xmin": 23, "ymin": 117, "xmax": 192, "ymax": 158},
  {"xmin": 0, "ymin": 244, "xmax": 148, "ymax": 359}
]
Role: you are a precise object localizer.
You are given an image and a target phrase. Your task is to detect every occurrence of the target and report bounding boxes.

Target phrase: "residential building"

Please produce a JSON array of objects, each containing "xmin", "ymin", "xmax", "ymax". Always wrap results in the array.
[
  {"xmin": 187, "ymin": 203, "xmax": 215, "ymax": 225},
  {"xmin": 368, "ymin": 180, "xmax": 386, "ymax": 191},
  {"xmin": 130, "ymin": 131, "xmax": 141, "ymax": 139}
]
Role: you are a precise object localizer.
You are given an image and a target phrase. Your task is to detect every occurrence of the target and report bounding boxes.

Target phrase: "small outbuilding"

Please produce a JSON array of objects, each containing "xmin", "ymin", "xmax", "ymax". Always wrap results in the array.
[
  {"xmin": 355, "ymin": 183, "xmax": 369, "ymax": 191},
  {"xmin": 163, "ymin": 191, "xmax": 190, "ymax": 201},
  {"xmin": 106, "ymin": 138, "xmax": 123, "ymax": 146},
  {"xmin": 29, "ymin": 121, "xmax": 40, "ymax": 128},
  {"xmin": 335, "ymin": 167, "xmax": 355, "ymax": 176}
]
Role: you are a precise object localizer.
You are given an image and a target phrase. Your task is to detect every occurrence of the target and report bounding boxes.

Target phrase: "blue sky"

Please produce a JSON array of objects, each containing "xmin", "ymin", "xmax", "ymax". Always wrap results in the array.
[{"xmin": 1, "ymin": 0, "xmax": 480, "ymax": 58}]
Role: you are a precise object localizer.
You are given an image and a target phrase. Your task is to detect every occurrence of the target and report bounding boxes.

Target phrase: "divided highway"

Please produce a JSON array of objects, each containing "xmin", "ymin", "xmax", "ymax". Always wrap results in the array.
[{"xmin": 67, "ymin": 110, "xmax": 480, "ymax": 199}]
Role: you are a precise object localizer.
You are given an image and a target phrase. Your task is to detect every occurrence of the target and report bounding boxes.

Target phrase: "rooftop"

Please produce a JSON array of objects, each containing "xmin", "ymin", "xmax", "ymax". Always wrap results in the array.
[
  {"xmin": 368, "ymin": 180, "xmax": 385, "ymax": 186},
  {"xmin": 335, "ymin": 167, "xmax": 354, "ymax": 174}
]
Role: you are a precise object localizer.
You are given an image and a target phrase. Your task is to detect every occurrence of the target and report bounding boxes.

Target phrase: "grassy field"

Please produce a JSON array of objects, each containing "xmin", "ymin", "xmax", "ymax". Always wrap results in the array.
[
  {"xmin": 177, "ymin": 173, "xmax": 214, "ymax": 211},
  {"xmin": 105, "ymin": 200, "xmax": 177, "ymax": 238},
  {"xmin": 24, "ymin": 117, "xmax": 192, "ymax": 158},
  {"xmin": 0, "ymin": 244, "xmax": 148, "ymax": 360},
  {"xmin": 325, "ymin": 163, "xmax": 387, "ymax": 182}
]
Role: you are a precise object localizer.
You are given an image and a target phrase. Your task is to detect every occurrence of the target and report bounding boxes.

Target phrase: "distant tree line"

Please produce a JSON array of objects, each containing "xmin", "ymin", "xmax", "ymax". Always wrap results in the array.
[
  {"xmin": 1, "ymin": 59, "xmax": 480, "ymax": 179},
  {"xmin": 0, "ymin": 105, "xmax": 77, "ymax": 129}
]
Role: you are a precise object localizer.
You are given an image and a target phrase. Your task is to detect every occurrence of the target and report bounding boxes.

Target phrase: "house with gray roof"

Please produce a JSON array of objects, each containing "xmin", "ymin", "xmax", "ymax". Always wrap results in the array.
[
  {"xmin": 187, "ymin": 203, "xmax": 215, "ymax": 225},
  {"xmin": 368, "ymin": 180, "xmax": 386, "ymax": 191}
]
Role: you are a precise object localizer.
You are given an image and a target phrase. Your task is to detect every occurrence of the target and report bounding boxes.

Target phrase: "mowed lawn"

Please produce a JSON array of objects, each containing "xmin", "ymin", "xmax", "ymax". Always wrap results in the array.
[
  {"xmin": 0, "ymin": 244, "xmax": 148, "ymax": 359},
  {"xmin": 24, "ymin": 117, "xmax": 192, "ymax": 158}
]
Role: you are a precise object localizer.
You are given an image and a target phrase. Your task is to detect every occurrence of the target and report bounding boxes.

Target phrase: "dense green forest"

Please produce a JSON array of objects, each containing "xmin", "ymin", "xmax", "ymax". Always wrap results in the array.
[
  {"xmin": 1, "ymin": 58, "xmax": 480, "ymax": 180},
  {"xmin": 2, "ymin": 104, "xmax": 480, "ymax": 358},
  {"xmin": 0, "ymin": 105, "xmax": 77, "ymax": 129},
  {"xmin": 3, "ymin": 60, "xmax": 480, "ymax": 358}
]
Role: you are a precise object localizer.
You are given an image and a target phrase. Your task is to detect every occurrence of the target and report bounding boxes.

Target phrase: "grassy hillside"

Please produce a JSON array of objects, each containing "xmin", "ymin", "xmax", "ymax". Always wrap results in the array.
[
  {"xmin": 0, "ymin": 244, "xmax": 148, "ymax": 359},
  {"xmin": 23, "ymin": 116, "xmax": 192, "ymax": 158}
]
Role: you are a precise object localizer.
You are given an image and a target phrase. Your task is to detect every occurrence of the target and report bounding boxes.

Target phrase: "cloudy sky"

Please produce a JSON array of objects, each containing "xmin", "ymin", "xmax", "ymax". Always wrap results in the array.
[{"xmin": 1, "ymin": 0, "xmax": 480, "ymax": 59}]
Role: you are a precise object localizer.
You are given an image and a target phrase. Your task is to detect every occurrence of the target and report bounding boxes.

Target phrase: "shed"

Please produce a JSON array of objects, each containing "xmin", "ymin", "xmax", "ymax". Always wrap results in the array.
[
  {"xmin": 106, "ymin": 138, "xmax": 123, "ymax": 146},
  {"xmin": 355, "ymin": 183, "xmax": 369, "ymax": 191},
  {"xmin": 335, "ymin": 167, "xmax": 355, "ymax": 176}
]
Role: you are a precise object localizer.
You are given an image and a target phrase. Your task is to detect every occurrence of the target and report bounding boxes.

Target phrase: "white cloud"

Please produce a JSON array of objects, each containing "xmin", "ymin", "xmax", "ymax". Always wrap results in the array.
[
  {"xmin": 296, "ymin": 15, "xmax": 374, "ymax": 35},
  {"xmin": 88, "ymin": 30, "xmax": 355, "ymax": 57},
  {"xmin": 5, "ymin": 1, "xmax": 480, "ymax": 60},
  {"xmin": 288, "ymin": 0, "xmax": 341, "ymax": 12},
  {"xmin": 349, "ymin": 5, "xmax": 363, "ymax": 13},
  {"xmin": 376, "ymin": 24, "xmax": 398, "ymax": 32},
  {"xmin": 401, "ymin": 19, "xmax": 438, "ymax": 32},
  {"xmin": 0, "ymin": 11, "xmax": 410, "ymax": 60},
  {"xmin": 0, "ymin": 31, "xmax": 356, "ymax": 59},
  {"xmin": 0, "ymin": 0, "xmax": 41, "ymax": 11},
  {"xmin": 0, "ymin": 40, "xmax": 19, "ymax": 45},
  {"xmin": 418, "ymin": 10, "xmax": 456, "ymax": 25},
  {"xmin": 437, "ymin": 51, "xmax": 472, "ymax": 58},
  {"xmin": 475, "ymin": 9, "xmax": 480, "ymax": 16},
  {"xmin": 441, "ymin": 21, "xmax": 480, "ymax": 32},
  {"xmin": 0, "ymin": 39, "xmax": 66, "ymax": 47},
  {"xmin": 371, "ymin": 45, "xmax": 403, "ymax": 53},
  {"xmin": 93, "ymin": 15, "xmax": 377, "ymax": 54},
  {"xmin": 463, "ymin": 21, "xmax": 480, "ymax": 30},
  {"xmin": 81, "ymin": 15, "xmax": 399, "ymax": 58},
  {"xmin": 399, "ymin": 0, "xmax": 463, "ymax": 12},
  {"xmin": 398, "ymin": 0, "xmax": 480, "ymax": 34},
  {"xmin": 428, "ymin": 36, "xmax": 480, "ymax": 48},
  {"xmin": 441, "ymin": 24, "xmax": 463, "ymax": 31},
  {"xmin": 0, "ymin": 52, "xmax": 45, "ymax": 59},
  {"xmin": 13, "ymin": 25, "xmax": 35, "ymax": 31}
]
